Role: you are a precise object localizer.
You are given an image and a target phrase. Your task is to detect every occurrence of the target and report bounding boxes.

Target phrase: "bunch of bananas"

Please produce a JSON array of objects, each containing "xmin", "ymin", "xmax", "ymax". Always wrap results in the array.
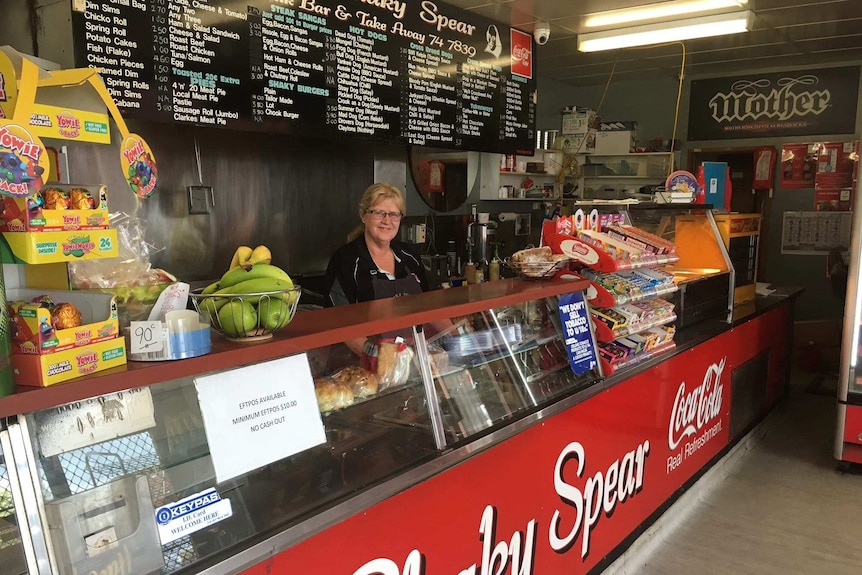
[{"xmin": 198, "ymin": 245, "xmax": 299, "ymax": 339}]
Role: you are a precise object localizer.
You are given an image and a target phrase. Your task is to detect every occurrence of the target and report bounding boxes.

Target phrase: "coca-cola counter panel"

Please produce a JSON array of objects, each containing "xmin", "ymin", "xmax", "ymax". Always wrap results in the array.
[{"xmin": 242, "ymin": 303, "xmax": 791, "ymax": 575}]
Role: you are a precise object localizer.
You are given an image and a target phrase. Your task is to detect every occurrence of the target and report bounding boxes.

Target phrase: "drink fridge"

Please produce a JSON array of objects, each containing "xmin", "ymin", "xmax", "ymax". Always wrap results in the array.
[{"xmin": 836, "ymin": 157, "xmax": 862, "ymax": 464}]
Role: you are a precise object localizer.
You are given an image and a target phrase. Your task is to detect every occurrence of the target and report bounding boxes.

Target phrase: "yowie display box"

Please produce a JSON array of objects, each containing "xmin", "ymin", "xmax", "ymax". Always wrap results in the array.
[
  {"xmin": 12, "ymin": 336, "xmax": 126, "ymax": 387},
  {"xmin": 1, "ymin": 227, "xmax": 119, "ymax": 264},
  {"xmin": 7, "ymin": 289, "xmax": 120, "ymax": 355},
  {"xmin": 0, "ymin": 184, "xmax": 110, "ymax": 232}
]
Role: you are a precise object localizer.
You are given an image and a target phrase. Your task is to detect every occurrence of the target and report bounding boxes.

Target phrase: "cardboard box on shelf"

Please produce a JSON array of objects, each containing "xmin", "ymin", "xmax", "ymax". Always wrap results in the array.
[
  {"xmin": 559, "ymin": 131, "xmax": 596, "ymax": 154},
  {"xmin": 0, "ymin": 184, "xmax": 109, "ymax": 232},
  {"xmin": 561, "ymin": 108, "xmax": 598, "ymax": 135},
  {"xmin": 7, "ymin": 289, "xmax": 120, "ymax": 355},
  {"xmin": 12, "ymin": 337, "xmax": 127, "ymax": 387},
  {"xmin": 2, "ymin": 228, "xmax": 119, "ymax": 264},
  {"xmin": 595, "ymin": 131, "xmax": 637, "ymax": 155}
]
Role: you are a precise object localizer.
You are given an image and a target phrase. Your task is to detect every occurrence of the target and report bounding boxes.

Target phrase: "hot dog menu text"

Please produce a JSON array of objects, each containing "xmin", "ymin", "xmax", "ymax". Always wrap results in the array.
[{"xmin": 72, "ymin": 0, "xmax": 536, "ymax": 154}]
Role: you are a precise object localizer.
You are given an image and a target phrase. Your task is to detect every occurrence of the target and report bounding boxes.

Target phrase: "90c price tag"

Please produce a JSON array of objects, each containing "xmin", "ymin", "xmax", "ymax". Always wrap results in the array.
[{"xmin": 130, "ymin": 321, "xmax": 165, "ymax": 354}]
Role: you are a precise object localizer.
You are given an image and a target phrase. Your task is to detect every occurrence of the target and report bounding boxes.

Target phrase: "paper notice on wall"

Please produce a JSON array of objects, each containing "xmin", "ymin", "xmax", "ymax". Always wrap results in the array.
[
  {"xmin": 781, "ymin": 211, "xmax": 852, "ymax": 255},
  {"xmin": 780, "ymin": 143, "xmax": 818, "ymax": 189},
  {"xmin": 195, "ymin": 354, "xmax": 326, "ymax": 483}
]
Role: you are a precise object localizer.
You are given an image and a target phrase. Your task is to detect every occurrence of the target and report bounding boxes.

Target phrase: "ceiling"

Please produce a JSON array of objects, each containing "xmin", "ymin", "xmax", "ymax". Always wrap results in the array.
[{"xmin": 444, "ymin": 0, "xmax": 862, "ymax": 86}]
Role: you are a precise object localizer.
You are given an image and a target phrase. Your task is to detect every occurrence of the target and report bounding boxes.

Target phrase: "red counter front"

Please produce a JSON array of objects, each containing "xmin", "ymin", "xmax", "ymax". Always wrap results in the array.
[{"xmin": 242, "ymin": 303, "xmax": 791, "ymax": 575}]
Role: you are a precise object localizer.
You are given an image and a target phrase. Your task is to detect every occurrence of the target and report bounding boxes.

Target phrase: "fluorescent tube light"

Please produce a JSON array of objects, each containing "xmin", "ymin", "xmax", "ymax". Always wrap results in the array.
[
  {"xmin": 578, "ymin": 11, "xmax": 752, "ymax": 52},
  {"xmin": 584, "ymin": 0, "xmax": 748, "ymax": 29}
]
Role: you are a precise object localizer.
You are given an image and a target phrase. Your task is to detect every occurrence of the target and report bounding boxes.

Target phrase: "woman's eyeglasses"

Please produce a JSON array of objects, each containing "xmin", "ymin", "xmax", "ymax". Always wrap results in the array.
[{"xmin": 365, "ymin": 209, "xmax": 403, "ymax": 222}]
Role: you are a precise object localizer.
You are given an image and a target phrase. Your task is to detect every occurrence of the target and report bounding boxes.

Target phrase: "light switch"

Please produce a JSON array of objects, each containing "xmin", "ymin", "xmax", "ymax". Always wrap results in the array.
[{"xmin": 187, "ymin": 185, "xmax": 213, "ymax": 215}]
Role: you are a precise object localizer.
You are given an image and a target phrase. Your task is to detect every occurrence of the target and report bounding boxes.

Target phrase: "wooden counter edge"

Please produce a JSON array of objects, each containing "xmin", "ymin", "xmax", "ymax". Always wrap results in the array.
[{"xmin": 0, "ymin": 278, "xmax": 591, "ymax": 418}]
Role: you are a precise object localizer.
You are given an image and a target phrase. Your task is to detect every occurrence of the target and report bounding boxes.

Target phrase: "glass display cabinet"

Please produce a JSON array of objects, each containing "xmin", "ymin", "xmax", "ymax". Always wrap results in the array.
[{"xmin": 0, "ymin": 280, "xmax": 599, "ymax": 574}]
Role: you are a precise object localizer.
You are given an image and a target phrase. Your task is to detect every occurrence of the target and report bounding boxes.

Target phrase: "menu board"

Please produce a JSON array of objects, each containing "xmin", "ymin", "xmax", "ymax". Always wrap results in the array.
[{"xmin": 71, "ymin": 0, "xmax": 537, "ymax": 154}]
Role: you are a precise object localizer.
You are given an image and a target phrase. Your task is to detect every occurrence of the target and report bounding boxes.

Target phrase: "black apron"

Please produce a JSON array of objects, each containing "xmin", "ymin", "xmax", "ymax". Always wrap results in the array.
[{"xmin": 370, "ymin": 271, "xmax": 424, "ymax": 300}]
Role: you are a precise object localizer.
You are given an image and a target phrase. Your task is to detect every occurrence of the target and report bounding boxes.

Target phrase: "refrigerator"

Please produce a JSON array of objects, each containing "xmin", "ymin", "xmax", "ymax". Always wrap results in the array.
[{"xmin": 836, "ymin": 150, "xmax": 862, "ymax": 464}]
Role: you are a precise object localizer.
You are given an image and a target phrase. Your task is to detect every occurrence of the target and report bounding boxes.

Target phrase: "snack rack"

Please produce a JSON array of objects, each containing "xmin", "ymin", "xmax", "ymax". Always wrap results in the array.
[{"xmin": 541, "ymin": 215, "xmax": 679, "ymax": 375}]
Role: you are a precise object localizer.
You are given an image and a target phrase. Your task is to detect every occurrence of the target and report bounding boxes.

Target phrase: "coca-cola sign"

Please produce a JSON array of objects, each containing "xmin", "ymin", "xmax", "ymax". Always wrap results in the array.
[
  {"xmin": 668, "ymin": 358, "xmax": 725, "ymax": 451},
  {"xmin": 688, "ymin": 67, "xmax": 859, "ymax": 140}
]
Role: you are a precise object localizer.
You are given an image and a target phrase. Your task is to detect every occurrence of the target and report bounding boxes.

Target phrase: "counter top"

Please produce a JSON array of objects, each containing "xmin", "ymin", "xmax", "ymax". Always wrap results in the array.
[{"xmin": 1, "ymin": 278, "xmax": 590, "ymax": 419}]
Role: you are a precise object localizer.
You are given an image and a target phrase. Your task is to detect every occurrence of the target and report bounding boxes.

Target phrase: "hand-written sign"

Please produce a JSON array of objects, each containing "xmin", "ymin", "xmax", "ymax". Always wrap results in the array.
[
  {"xmin": 557, "ymin": 291, "xmax": 599, "ymax": 376},
  {"xmin": 195, "ymin": 353, "xmax": 325, "ymax": 483}
]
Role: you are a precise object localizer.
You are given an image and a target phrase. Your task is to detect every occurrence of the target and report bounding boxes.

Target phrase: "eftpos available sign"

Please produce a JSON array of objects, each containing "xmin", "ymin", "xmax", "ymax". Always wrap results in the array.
[{"xmin": 688, "ymin": 66, "xmax": 860, "ymax": 140}]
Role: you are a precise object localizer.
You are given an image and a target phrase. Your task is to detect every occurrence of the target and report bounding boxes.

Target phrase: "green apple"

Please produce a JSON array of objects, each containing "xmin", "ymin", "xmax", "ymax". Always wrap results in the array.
[
  {"xmin": 257, "ymin": 297, "xmax": 293, "ymax": 332},
  {"xmin": 217, "ymin": 299, "xmax": 257, "ymax": 337}
]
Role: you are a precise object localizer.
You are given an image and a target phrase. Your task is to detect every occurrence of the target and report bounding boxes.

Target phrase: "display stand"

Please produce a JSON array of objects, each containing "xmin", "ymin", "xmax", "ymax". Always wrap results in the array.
[{"xmin": 541, "ymin": 217, "xmax": 679, "ymax": 375}]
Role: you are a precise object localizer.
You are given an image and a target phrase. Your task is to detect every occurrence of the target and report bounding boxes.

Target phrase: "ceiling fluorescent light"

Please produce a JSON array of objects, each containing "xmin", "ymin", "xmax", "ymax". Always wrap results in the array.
[
  {"xmin": 578, "ymin": 11, "xmax": 752, "ymax": 52},
  {"xmin": 584, "ymin": 0, "xmax": 748, "ymax": 29}
]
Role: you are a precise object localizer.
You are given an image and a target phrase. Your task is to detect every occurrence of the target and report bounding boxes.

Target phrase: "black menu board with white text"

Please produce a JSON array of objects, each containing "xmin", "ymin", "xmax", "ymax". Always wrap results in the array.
[{"xmin": 71, "ymin": 0, "xmax": 536, "ymax": 154}]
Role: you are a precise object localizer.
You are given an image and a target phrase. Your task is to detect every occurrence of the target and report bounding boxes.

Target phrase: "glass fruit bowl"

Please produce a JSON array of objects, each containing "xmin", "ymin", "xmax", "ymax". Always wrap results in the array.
[{"xmin": 189, "ymin": 286, "xmax": 301, "ymax": 342}]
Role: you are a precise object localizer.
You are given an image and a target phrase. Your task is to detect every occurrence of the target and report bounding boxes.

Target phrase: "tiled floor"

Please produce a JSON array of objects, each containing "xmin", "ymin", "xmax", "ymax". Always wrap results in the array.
[{"xmin": 606, "ymin": 371, "xmax": 862, "ymax": 575}]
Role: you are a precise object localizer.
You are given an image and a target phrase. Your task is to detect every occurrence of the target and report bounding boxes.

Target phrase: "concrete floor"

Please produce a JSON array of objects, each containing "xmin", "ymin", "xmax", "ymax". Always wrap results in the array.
[{"xmin": 606, "ymin": 371, "xmax": 862, "ymax": 575}]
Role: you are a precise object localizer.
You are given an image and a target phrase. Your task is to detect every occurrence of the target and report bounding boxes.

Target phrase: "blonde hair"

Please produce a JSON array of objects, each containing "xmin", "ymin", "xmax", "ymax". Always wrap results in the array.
[{"xmin": 347, "ymin": 183, "xmax": 406, "ymax": 242}]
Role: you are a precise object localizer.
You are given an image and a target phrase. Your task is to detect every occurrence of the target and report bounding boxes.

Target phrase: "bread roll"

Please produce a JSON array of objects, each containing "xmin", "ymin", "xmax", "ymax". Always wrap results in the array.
[
  {"xmin": 512, "ymin": 246, "xmax": 552, "ymax": 264},
  {"xmin": 314, "ymin": 379, "xmax": 354, "ymax": 413},
  {"xmin": 331, "ymin": 366, "xmax": 379, "ymax": 399}
]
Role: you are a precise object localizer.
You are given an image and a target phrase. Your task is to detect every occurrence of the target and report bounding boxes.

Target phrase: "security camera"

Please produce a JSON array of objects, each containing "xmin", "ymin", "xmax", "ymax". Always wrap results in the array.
[{"xmin": 534, "ymin": 22, "xmax": 550, "ymax": 45}]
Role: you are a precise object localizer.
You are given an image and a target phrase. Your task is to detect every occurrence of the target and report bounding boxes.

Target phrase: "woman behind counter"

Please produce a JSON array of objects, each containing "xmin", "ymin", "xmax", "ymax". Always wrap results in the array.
[{"xmin": 326, "ymin": 183, "xmax": 429, "ymax": 306}]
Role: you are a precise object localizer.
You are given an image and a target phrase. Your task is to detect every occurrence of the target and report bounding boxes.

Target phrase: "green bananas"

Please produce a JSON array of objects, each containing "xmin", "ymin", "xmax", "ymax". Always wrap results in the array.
[
  {"xmin": 219, "ymin": 263, "xmax": 291, "ymax": 289},
  {"xmin": 200, "ymin": 246, "xmax": 298, "ymax": 338}
]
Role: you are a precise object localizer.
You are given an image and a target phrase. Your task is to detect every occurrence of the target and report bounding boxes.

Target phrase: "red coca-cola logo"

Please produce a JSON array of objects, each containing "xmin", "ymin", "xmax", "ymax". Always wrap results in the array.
[{"xmin": 510, "ymin": 29, "xmax": 533, "ymax": 79}]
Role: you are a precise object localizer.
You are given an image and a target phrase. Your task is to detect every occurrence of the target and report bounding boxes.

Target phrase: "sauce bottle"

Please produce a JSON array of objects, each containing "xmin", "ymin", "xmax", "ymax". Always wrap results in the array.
[{"xmin": 489, "ymin": 245, "xmax": 501, "ymax": 281}]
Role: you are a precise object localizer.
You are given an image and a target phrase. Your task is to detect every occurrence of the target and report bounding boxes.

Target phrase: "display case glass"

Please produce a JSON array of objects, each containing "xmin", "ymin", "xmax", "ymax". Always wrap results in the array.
[
  {"xmin": 15, "ymin": 284, "xmax": 598, "ymax": 575},
  {"xmin": 626, "ymin": 205, "xmax": 733, "ymax": 327},
  {"xmin": 419, "ymin": 295, "xmax": 599, "ymax": 444},
  {"xmin": 0, "ymin": 442, "xmax": 27, "ymax": 575},
  {"xmin": 22, "ymin": 328, "xmax": 440, "ymax": 575}
]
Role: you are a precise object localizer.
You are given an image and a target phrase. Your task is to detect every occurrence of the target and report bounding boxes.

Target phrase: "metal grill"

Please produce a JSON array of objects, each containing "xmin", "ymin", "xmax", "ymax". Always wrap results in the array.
[
  {"xmin": 42, "ymin": 432, "xmax": 161, "ymax": 496},
  {"xmin": 36, "ymin": 433, "xmax": 200, "ymax": 573}
]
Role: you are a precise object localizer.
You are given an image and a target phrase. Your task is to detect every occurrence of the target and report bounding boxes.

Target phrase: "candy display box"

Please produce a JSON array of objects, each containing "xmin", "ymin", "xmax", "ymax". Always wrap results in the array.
[
  {"xmin": 7, "ymin": 289, "xmax": 120, "ymax": 355},
  {"xmin": 0, "ymin": 184, "xmax": 110, "ymax": 232},
  {"xmin": 2, "ymin": 228, "xmax": 118, "ymax": 264},
  {"xmin": 12, "ymin": 337, "xmax": 127, "ymax": 387}
]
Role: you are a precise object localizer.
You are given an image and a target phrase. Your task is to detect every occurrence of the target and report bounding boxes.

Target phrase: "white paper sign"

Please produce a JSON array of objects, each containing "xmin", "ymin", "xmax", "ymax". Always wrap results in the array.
[
  {"xmin": 195, "ymin": 354, "xmax": 326, "ymax": 483},
  {"xmin": 155, "ymin": 488, "xmax": 233, "ymax": 544},
  {"xmin": 129, "ymin": 321, "xmax": 165, "ymax": 354}
]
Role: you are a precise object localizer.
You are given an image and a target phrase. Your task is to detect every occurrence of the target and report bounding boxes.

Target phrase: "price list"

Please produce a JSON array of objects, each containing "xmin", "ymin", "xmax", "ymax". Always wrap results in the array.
[
  {"xmin": 75, "ymin": 0, "xmax": 153, "ymax": 111},
  {"xmin": 163, "ymin": 0, "xmax": 248, "ymax": 127},
  {"xmin": 500, "ymin": 75, "xmax": 534, "ymax": 144},
  {"xmin": 72, "ymin": 0, "xmax": 537, "ymax": 154},
  {"xmin": 458, "ymin": 57, "xmax": 503, "ymax": 144},
  {"xmin": 327, "ymin": 28, "xmax": 400, "ymax": 137},
  {"xmin": 400, "ymin": 43, "xmax": 457, "ymax": 147}
]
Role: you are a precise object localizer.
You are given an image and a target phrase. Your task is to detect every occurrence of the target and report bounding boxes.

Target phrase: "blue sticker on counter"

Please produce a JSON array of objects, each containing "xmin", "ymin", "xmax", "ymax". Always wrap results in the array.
[
  {"xmin": 558, "ymin": 291, "xmax": 599, "ymax": 375},
  {"xmin": 155, "ymin": 487, "xmax": 233, "ymax": 544}
]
